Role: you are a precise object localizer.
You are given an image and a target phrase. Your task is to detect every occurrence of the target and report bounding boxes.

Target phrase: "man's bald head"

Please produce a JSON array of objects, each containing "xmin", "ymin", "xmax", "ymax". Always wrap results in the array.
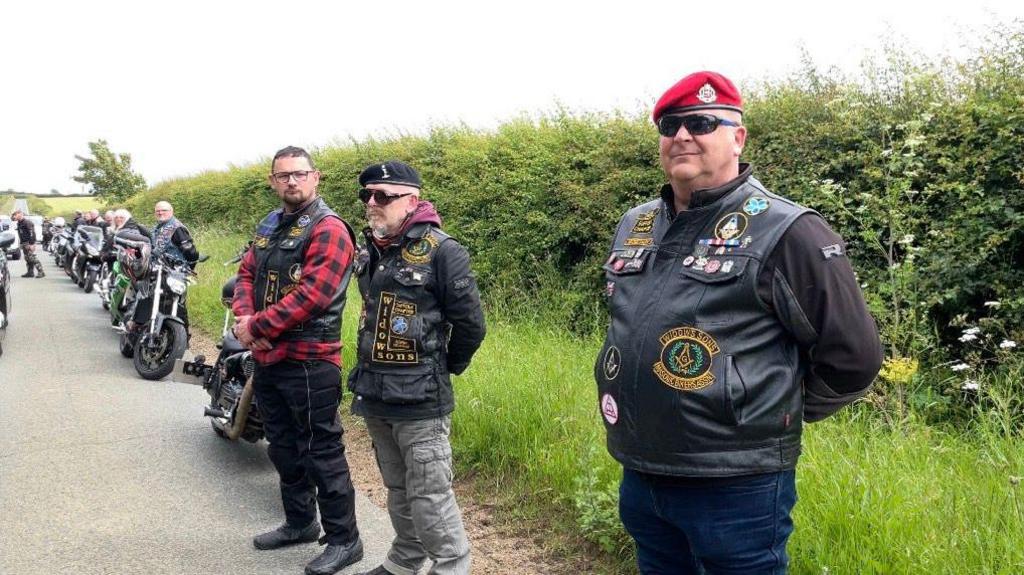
[{"xmin": 155, "ymin": 201, "xmax": 174, "ymax": 223}]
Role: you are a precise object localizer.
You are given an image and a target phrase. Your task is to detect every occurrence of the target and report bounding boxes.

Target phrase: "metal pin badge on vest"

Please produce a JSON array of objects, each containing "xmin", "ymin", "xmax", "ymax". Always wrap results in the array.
[
  {"xmin": 289, "ymin": 263, "xmax": 302, "ymax": 282},
  {"xmin": 298, "ymin": 215, "xmax": 311, "ymax": 227}
]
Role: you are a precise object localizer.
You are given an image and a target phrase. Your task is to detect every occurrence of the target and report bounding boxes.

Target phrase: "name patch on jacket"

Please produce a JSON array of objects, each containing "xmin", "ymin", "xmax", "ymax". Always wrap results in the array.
[
  {"xmin": 653, "ymin": 327, "xmax": 721, "ymax": 391},
  {"xmin": 630, "ymin": 210, "xmax": 658, "ymax": 234},
  {"xmin": 373, "ymin": 291, "xmax": 419, "ymax": 364},
  {"xmin": 402, "ymin": 235, "xmax": 439, "ymax": 264}
]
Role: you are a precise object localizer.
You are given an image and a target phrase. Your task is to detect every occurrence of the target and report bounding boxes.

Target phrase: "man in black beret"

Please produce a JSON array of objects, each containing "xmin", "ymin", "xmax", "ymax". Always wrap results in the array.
[{"xmin": 348, "ymin": 161, "xmax": 486, "ymax": 575}]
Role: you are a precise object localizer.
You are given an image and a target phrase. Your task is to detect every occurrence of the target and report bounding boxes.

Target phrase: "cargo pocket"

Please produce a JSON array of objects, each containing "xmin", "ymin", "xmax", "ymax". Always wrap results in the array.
[{"xmin": 411, "ymin": 441, "xmax": 453, "ymax": 496}]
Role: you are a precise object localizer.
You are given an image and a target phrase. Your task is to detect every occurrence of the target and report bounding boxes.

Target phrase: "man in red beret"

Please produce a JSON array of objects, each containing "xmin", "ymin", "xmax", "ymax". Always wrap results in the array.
[{"xmin": 594, "ymin": 71, "xmax": 883, "ymax": 573}]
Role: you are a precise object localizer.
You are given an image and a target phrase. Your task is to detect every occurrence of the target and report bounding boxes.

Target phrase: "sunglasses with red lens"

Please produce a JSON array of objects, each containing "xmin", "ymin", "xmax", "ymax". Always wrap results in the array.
[
  {"xmin": 657, "ymin": 113, "xmax": 741, "ymax": 137},
  {"xmin": 359, "ymin": 188, "xmax": 415, "ymax": 206}
]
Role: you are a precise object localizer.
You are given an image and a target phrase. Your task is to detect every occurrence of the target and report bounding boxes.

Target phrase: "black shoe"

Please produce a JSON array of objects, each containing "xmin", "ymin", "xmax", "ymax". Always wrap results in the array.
[
  {"xmin": 305, "ymin": 538, "xmax": 364, "ymax": 575},
  {"xmin": 35, "ymin": 271, "xmax": 45, "ymax": 278},
  {"xmin": 20, "ymin": 272, "xmax": 34, "ymax": 278},
  {"xmin": 252, "ymin": 521, "xmax": 321, "ymax": 550},
  {"xmin": 354, "ymin": 566, "xmax": 395, "ymax": 575}
]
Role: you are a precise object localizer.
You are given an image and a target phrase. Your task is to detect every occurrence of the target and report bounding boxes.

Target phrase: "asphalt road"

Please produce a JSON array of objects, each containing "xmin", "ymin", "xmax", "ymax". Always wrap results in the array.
[{"xmin": 0, "ymin": 257, "xmax": 396, "ymax": 574}]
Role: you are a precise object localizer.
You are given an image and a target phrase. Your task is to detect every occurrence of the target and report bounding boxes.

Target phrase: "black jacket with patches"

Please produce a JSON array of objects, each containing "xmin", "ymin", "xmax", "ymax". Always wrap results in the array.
[{"xmin": 349, "ymin": 222, "xmax": 486, "ymax": 420}]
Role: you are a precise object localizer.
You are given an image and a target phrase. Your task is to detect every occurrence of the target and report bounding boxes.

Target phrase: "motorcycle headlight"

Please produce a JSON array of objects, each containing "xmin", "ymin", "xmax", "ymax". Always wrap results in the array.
[
  {"xmin": 166, "ymin": 274, "xmax": 188, "ymax": 295},
  {"xmin": 86, "ymin": 245, "xmax": 99, "ymax": 256}
]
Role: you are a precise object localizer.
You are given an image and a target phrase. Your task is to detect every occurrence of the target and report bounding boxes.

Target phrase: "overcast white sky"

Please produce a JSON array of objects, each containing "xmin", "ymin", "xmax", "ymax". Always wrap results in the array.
[{"xmin": 1, "ymin": 0, "xmax": 1021, "ymax": 195}]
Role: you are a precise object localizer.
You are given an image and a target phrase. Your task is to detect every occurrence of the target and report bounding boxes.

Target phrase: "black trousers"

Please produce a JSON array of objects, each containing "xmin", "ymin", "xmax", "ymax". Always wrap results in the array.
[{"xmin": 253, "ymin": 359, "xmax": 359, "ymax": 545}]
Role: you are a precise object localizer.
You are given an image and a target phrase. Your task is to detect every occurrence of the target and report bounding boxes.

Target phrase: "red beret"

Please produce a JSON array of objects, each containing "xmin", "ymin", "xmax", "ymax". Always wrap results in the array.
[{"xmin": 652, "ymin": 71, "xmax": 743, "ymax": 123}]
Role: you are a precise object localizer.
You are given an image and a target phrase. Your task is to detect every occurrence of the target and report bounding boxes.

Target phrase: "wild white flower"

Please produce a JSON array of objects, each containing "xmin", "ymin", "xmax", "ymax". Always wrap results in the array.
[
  {"xmin": 963, "ymin": 327, "xmax": 982, "ymax": 336},
  {"xmin": 951, "ymin": 363, "xmax": 970, "ymax": 372},
  {"xmin": 958, "ymin": 333, "xmax": 978, "ymax": 343},
  {"xmin": 961, "ymin": 380, "xmax": 980, "ymax": 391},
  {"xmin": 1000, "ymin": 340, "xmax": 1017, "ymax": 350},
  {"xmin": 984, "ymin": 301, "xmax": 1001, "ymax": 308},
  {"xmin": 899, "ymin": 234, "xmax": 915, "ymax": 244},
  {"xmin": 860, "ymin": 283, "xmax": 868, "ymax": 288}
]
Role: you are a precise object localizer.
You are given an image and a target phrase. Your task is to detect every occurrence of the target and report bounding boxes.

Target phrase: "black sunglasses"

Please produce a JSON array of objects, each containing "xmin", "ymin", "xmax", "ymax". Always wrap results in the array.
[
  {"xmin": 358, "ymin": 188, "xmax": 415, "ymax": 206},
  {"xmin": 657, "ymin": 114, "xmax": 741, "ymax": 137}
]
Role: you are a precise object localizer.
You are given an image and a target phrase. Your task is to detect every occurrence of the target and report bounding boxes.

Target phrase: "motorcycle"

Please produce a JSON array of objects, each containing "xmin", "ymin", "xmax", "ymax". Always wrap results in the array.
[
  {"xmin": 71, "ymin": 225, "xmax": 104, "ymax": 292},
  {"xmin": 54, "ymin": 227, "xmax": 74, "ymax": 273},
  {"xmin": 120, "ymin": 242, "xmax": 207, "ymax": 380},
  {"xmin": 111, "ymin": 232, "xmax": 149, "ymax": 357},
  {"xmin": 172, "ymin": 271, "xmax": 264, "ymax": 442},
  {"xmin": 0, "ymin": 230, "xmax": 14, "ymax": 357}
]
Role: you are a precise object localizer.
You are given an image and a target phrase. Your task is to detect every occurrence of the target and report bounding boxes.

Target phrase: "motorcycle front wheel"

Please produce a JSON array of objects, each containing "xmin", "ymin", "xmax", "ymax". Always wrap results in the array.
[
  {"xmin": 133, "ymin": 321, "xmax": 188, "ymax": 380},
  {"xmin": 84, "ymin": 269, "xmax": 97, "ymax": 294}
]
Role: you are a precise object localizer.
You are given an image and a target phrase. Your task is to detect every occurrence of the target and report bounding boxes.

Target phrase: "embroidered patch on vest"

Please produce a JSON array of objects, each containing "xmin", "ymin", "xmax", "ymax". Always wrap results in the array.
[
  {"xmin": 289, "ymin": 263, "xmax": 302, "ymax": 282},
  {"xmin": 402, "ymin": 235, "xmax": 439, "ymax": 264},
  {"xmin": 601, "ymin": 393, "xmax": 619, "ymax": 425},
  {"xmin": 603, "ymin": 346, "xmax": 621, "ymax": 380},
  {"xmin": 630, "ymin": 211, "xmax": 657, "ymax": 234},
  {"xmin": 288, "ymin": 226, "xmax": 303, "ymax": 237},
  {"xmin": 653, "ymin": 327, "xmax": 721, "ymax": 391},
  {"xmin": 452, "ymin": 277, "xmax": 472, "ymax": 291},
  {"xmin": 264, "ymin": 270, "xmax": 279, "ymax": 305},
  {"xmin": 624, "ymin": 237, "xmax": 654, "ymax": 247},
  {"xmin": 373, "ymin": 291, "xmax": 419, "ymax": 364},
  {"xmin": 298, "ymin": 214, "xmax": 312, "ymax": 227},
  {"xmin": 742, "ymin": 196, "xmax": 770, "ymax": 216},
  {"xmin": 714, "ymin": 212, "xmax": 748, "ymax": 240},
  {"xmin": 254, "ymin": 235, "xmax": 270, "ymax": 249}
]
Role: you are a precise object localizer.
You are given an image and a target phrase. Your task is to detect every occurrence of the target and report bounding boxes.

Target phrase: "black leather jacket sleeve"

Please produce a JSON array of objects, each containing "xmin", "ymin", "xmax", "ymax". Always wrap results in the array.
[
  {"xmin": 434, "ymin": 240, "xmax": 486, "ymax": 375},
  {"xmin": 171, "ymin": 226, "xmax": 199, "ymax": 262}
]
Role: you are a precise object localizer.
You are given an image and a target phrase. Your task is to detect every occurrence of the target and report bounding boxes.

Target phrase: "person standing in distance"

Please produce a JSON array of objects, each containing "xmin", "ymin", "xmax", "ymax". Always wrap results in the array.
[
  {"xmin": 348, "ymin": 161, "xmax": 486, "ymax": 575},
  {"xmin": 12, "ymin": 210, "xmax": 44, "ymax": 278},
  {"xmin": 595, "ymin": 71, "xmax": 883, "ymax": 574},
  {"xmin": 232, "ymin": 146, "xmax": 363, "ymax": 575}
]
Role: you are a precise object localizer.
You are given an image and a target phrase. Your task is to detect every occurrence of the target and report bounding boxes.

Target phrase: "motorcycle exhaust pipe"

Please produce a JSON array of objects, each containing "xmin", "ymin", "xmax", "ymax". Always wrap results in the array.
[
  {"xmin": 204, "ymin": 406, "xmax": 226, "ymax": 418},
  {"xmin": 226, "ymin": 377, "xmax": 256, "ymax": 441}
]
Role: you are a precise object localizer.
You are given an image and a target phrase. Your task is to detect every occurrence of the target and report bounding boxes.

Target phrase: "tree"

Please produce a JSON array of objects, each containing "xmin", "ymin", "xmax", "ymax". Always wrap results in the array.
[{"xmin": 73, "ymin": 140, "xmax": 147, "ymax": 201}]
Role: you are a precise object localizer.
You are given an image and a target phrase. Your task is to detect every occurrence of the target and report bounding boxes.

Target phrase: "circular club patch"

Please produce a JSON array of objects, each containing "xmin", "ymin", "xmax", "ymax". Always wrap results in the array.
[
  {"xmin": 653, "ymin": 327, "xmax": 721, "ymax": 391},
  {"xmin": 402, "ymin": 236, "xmax": 438, "ymax": 264},
  {"xmin": 288, "ymin": 263, "xmax": 302, "ymax": 282},
  {"xmin": 714, "ymin": 212, "xmax": 748, "ymax": 241},
  {"xmin": 391, "ymin": 315, "xmax": 409, "ymax": 335},
  {"xmin": 298, "ymin": 214, "xmax": 312, "ymax": 227},
  {"xmin": 603, "ymin": 346, "xmax": 621, "ymax": 380},
  {"xmin": 601, "ymin": 393, "xmax": 619, "ymax": 425}
]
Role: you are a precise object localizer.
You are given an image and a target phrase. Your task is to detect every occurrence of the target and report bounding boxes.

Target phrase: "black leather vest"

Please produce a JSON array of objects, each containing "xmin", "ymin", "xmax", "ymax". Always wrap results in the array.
[
  {"xmin": 355, "ymin": 224, "xmax": 451, "ymax": 374},
  {"xmin": 349, "ymin": 224, "xmax": 456, "ymax": 417},
  {"xmin": 596, "ymin": 176, "xmax": 813, "ymax": 476},
  {"xmin": 252, "ymin": 197, "xmax": 354, "ymax": 343}
]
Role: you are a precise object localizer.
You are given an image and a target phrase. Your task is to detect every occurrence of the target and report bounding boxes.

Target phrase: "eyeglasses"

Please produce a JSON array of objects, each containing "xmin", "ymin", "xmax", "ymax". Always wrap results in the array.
[
  {"xmin": 271, "ymin": 170, "xmax": 314, "ymax": 184},
  {"xmin": 657, "ymin": 114, "xmax": 741, "ymax": 137},
  {"xmin": 359, "ymin": 188, "xmax": 415, "ymax": 206}
]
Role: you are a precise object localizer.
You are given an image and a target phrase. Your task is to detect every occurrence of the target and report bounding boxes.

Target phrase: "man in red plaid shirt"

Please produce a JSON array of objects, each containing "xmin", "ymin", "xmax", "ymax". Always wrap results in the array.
[{"xmin": 232, "ymin": 146, "xmax": 363, "ymax": 575}]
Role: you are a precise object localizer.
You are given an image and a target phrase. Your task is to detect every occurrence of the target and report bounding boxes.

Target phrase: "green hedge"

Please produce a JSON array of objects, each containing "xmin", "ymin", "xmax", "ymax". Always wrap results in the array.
[{"xmin": 128, "ymin": 25, "xmax": 1024, "ymax": 363}]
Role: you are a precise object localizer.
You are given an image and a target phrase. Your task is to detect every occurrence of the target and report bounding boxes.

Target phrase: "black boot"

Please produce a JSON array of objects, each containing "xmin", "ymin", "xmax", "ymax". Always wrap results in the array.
[
  {"xmin": 304, "ymin": 538, "xmax": 364, "ymax": 575},
  {"xmin": 252, "ymin": 521, "xmax": 321, "ymax": 550},
  {"xmin": 21, "ymin": 271, "xmax": 34, "ymax": 278},
  {"xmin": 35, "ymin": 269, "xmax": 45, "ymax": 278}
]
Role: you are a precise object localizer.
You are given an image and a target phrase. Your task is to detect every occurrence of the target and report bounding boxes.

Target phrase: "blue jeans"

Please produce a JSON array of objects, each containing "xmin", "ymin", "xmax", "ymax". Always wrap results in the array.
[{"xmin": 619, "ymin": 468, "xmax": 796, "ymax": 575}]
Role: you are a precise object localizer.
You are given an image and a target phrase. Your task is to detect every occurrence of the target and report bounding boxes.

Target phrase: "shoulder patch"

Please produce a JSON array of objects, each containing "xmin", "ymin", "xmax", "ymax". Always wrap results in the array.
[
  {"xmin": 451, "ymin": 276, "xmax": 472, "ymax": 291},
  {"xmin": 402, "ymin": 235, "xmax": 440, "ymax": 264}
]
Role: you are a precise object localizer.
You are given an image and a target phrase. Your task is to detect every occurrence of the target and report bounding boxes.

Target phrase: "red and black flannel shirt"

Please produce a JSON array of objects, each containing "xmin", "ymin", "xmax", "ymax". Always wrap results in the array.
[{"xmin": 232, "ymin": 216, "xmax": 353, "ymax": 367}]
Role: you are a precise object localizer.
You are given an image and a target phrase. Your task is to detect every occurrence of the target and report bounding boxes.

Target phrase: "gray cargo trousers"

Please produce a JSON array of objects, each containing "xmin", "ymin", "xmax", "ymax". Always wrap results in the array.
[{"xmin": 364, "ymin": 415, "xmax": 471, "ymax": 575}]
